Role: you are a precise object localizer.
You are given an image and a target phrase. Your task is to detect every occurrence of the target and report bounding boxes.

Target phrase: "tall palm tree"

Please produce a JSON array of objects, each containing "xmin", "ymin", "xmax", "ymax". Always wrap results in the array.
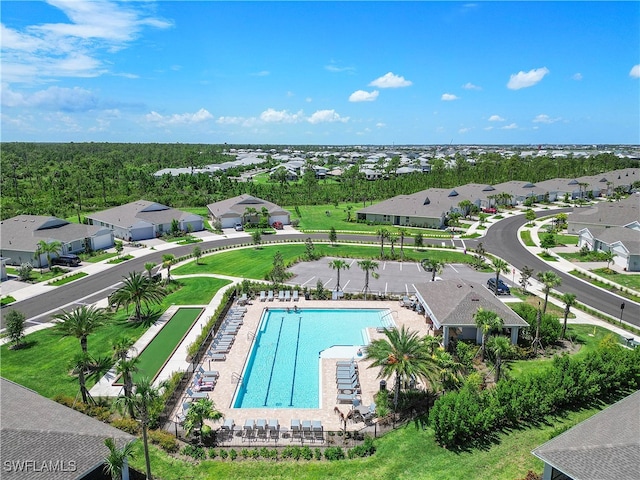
[
  {"xmin": 53, "ymin": 305, "xmax": 110, "ymax": 402},
  {"xmin": 144, "ymin": 262, "xmax": 155, "ymax": 280},
  {"xmin": 364, "ymin": 325, "xmax": 438, "ymax": 410},
  {"xmin": 103, "ymin": 438, "xmax": 135, "ymax": 480},
  {"xmin": 110, "ymin": 271, "xmax": 166, "ymax": 322},
  {"xmin": 491, "ymin": 257, "xmax": 510, "ymax": 295},
  {"xmin": 162, "ymin": 254, "xmax": 175, "ymax": 284},
  {"xmin": 328, "ymin": 259, "xmax": 350, "ymax": 292},
  {"xmin": 561, "ymin": 292, "xmax": 577, "ymax": 339},
  {"xmin": 421, "ymin": 258, "xmax": 444, "ymax": 282},
  {"xmin": 115, "ymin": 378, "xmax": 160, "ymax": 480},
  {"xmin": 602, "ymin": 250, "xmax": 616, "ymax": 271},
  {"xmin": 487, "ymin": 336, "xmax": 511, "ymax": 382},
  {"xmin": 388, "ymin": 232, "xmax": 398, "ymax": 257},
  {"xmin": 357, "ymin": 259, "xmax": 379, "ymax": 300},
  {"xmin": 184, "ymin": 398, "xmax": 223, "ymax": 443},
  {"xmin": 537, "ymin": 270, "xmax": 562, "ymax": 314},
  {"xmin": 35, "ymin": 239, "xmax": 63, "ymax": 271},
  {"xmin": 473, "ymin": 307, "xmax": 503, "ymax": 361},
  {"xmin": 397, "ymin": 228, "xmax": 408, "ymax": 261},
  {"xmin": 376, "ymin": 228, "xmax": 389, "ymax": 258}
]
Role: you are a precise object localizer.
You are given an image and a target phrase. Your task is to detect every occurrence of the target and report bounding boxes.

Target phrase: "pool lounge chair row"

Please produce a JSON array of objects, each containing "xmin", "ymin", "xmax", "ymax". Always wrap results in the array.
[
  {"xmin": 238, "ymin": 418, "xmax": 282, "ymax": 442},
  {"xmin": 336, "ymin": 361, "xmax": 361, "ymax": 403},
  {"xmin": 290, "ymin": 419, "xmax": 324, "ymax": 443},
  {"xmin": 261, "ymin": 290, "xmax": 300, "ymax": 302}
]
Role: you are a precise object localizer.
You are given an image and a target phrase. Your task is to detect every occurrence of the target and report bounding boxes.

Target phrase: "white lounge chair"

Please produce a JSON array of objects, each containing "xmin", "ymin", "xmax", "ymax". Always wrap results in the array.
[
  {"xmin": 259, "ymin": 291, "xmax": 266, "ymax": 302},
  {"xmin": 198, "ymin": 366, "xmax": 219, "ymax": 378},
  {"xmin": 209, "ymin": 353, "xmax": 226, "ymax": 361},
  {"xmin": 292, "ymin": 290, "xmax": 299, "ymax": 301},
  {"xmin": 256, "ymin": 419, "xmax": 268, "ymax": 440},
  {"xmin": 312, "ymin": 420, "xmax": 324, "ymax": 443},
  {"xmin": 284, "ymin": 290, "xmax": 291, "ymax": 301},
  {"xmin": 186, "ymin": 388, "xmax": 208, "ymax": 400},
  {"xmin": 278, "ymin": 291, "xmax": 285, "ymax": 301},
  {"xmin": 267, "ymin": 290, "xmax": 274, "ymax": 301},
  {"xmin": 337, "ymin": 392, "xmax": 359, "ymax": 404},
  {"xmin": 238, "ymin": 293, "xmax": 248, "ymax": 306},
  {"xmin": 290, "ymin": 419, "xmax": 301, "ymax": 441},
  {"xmin": 268, "ymin": 419, "xmax": 280, "ymax": 442},
  {"xmin": 302, "ymin": 420, "xmax": 314, "ymax": 442},
  {"xmin": 242, "ymin": 419, "xmax": 255, "ymax": 442}
]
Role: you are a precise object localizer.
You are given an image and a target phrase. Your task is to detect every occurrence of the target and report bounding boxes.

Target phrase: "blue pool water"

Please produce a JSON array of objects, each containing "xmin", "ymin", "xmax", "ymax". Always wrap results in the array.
[{"xmin": 233, "ymin": 308, "xmax": 390, "ymax": 409}]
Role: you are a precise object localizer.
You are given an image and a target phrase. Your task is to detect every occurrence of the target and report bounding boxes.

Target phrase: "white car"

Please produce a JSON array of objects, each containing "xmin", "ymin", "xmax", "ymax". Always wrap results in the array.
[{"xmin": 234, "ymin": 223, "xmax": 243, "ymax": 231}]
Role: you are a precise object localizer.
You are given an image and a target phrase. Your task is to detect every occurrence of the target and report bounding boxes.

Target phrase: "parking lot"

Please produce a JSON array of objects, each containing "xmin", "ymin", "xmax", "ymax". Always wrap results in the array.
[{"xmin": 286, "ymin": 257, "xmax": 517, "ymax": 297}]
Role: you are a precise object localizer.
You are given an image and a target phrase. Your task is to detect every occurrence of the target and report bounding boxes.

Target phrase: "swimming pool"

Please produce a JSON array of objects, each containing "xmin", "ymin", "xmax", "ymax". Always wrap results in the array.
[{"xmin": 233, "ymin": 308, "xmax": 391, "ymax": 409}]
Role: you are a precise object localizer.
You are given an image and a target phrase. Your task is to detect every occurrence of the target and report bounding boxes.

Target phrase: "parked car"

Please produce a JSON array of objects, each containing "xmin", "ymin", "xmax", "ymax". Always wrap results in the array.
[
  {"xmin": 234, "ymin": 223, "xmax": 243, "ymax": 231},
  {"xmin": 482, "ymin": 207, "xmax": 497, "ymax": 214},
  {"xmin": 52, "ymin": 254, "xmax": 81, "ymax": 267},
  {"xmin": 272, "ymin": 221, "xmax": 284, "ymax": 230},
  {"xmin": 487, "ymin": 277, "xmax": 510, "ymax": 295}
]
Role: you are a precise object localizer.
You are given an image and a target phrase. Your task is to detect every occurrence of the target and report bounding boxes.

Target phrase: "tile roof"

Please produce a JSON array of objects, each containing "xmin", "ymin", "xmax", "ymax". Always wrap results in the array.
[
  {"xmin": 570, "ymin": 195, "xmax": 640, "ymax": 228},
  {"xmin": 0, "ymin": 378, "xmax": 135, "ymax": 480},
  {"xmin": 532, "ymin": 390, "xmax": 640, "ymax": 480},
  {"xmin": 86, "ymin": 199, "xmax": 200, "ymax": 228},
  {"xmin": 207, "ymin": 194, "xmax": 290, "ymax": 218}
]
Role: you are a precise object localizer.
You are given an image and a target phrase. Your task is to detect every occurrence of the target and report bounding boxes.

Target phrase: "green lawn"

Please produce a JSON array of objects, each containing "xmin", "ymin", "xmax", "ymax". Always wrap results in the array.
[
  {"xmin": 5, "ymin": 266, "xmax": 68, "ymax": 283},
  {"xmin": 520, "ymin": 230, "xmax": 535, "ymax": 247},
  {"xmin": 132, "ymin": 307, "xmax": 203, "ymax": 382},
  {"xmin": 49, "ymin": 272, "xmax": 88, "ymax": 285},
  {"xmin": 82, "ymin": 251, "xmax": 118, "ymax": 263},
  {"xmin": 590, "ymin": 268, "xmax": 640, "ymax": 291},
  {"xmin": 555, "ymin": 234, "xmax": 579, "ymax": 246},
  {"xmin": 173, "ymin": 244, "xmax": 472, "ymax": 279},
  {"xmin": 131, "ymin": 404, "xmax": 609, "ymax": 480}
]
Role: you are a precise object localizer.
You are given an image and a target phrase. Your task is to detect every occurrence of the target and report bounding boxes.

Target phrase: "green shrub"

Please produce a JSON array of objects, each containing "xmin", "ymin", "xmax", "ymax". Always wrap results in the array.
[
  {"xmin": 208, "ymin": 448, "xmax": 218, "ymax": 459},
  {"xmin": 324, "ymin": 446, "xmax": 345, "ymax": 461},
  {"xmin": 314, "ymin": 448, "xmax": 322, "ymax": 460},
  {"xmin": 52, "ymin": 394, "xmax": 76, "ymax": 409},
  {"xmin": 181, "ymin": 445, "xmax": 206, "ymax": 460},
  {"xmin": 219, "ymin": 449, "xmax": 228, "ymax": 459},
  {"xmin": 148, "ymin": 429, "xmax": 179, "ymax": 453},
  {"xmin": 348, "ymin": 436, "xmax": 377, "ymax": 458},
  {"xmin": 86, "ymin": 405, "xmax": 111, "ymax": 422},
  {"xmin": 229, "ymin": 449, "xmax": 238, "ymax": 461},
  {"xmin": 250, "ymin": 448, "xmax": 260, "ymax": 459},
  {"xmin": 240, "ymin": 448, "xmax": 249, "ymax": 459},
  {"xmin": 301, "ymin": 446, "xmax": 313, "ymax": 461},
  {"xmin": 111, "ymin": 417, "xmax": 140, "ymax": 435}
]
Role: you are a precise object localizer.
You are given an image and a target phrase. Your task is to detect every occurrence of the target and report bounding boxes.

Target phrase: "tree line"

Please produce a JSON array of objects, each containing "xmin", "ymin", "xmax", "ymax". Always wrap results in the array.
[{"xmin": 1, "ymin": 142, "xmax": 637, "ymax": 221}]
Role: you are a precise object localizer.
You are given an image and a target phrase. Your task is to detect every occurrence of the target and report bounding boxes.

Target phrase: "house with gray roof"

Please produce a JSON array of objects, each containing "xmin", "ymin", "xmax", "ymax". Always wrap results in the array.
[
  {"xmin": 86, "ymin": 200, "xmax": 204, "ymax": 241},
  {"xmin": 0, "ymin": 215, "xmax": 113, "ymax": 267},
  {"xmin": 568, "ymin": 195, "xmax": 640, "ymax": 233},
  {"xmin": 532, "ymin": 389, "xmax": 640, "ymax": 480},
  {"xmin": 207, "ymin": 194, "xmax": 290, "ymax": 229},
  {"xmin": 413, "ymin": 280, "xmax": 528, "ymax": 347},
  {"xmin": 0, "ymin": 378, "xmax": 137, "ymax": 480}
]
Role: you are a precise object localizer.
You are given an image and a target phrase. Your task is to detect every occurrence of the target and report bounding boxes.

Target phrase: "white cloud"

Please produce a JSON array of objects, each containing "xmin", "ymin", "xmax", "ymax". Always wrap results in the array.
[
  {"xmin": 369, "ymin": 72, "xmax": 412, "ymax": 88},
  {"xmin": 1, "ymin": 83, "xmax": 98, "ymax": 111},
  {"xmin": 533, "ymin": 114, "xmax": 561, "ymax": 124},
  {"xmin": 462, "ymin": 82, "xmax": 481, "ymax": 90},
  {"xmin": 501, "ymin": 123, "xmax": 518, "ymax": 129},
  {"xmin": 376, "ymin": 122, "xmax": 386, "ymax": 128},
  {"xmin": 260, "ymin": 108, "xmax": 304, "ymax": 123},
  {"xmin": 252, "ymin": 70, "xmax": 270, "ymax": 77},
  {"xmin": 459, "ymin": 127, "xmax": 471, "ymax": 134},
  {"xmin": 307, "ymin": 109, "xmax": 349, "ymax": 124},
  {"xmin": 488, "ymin": 115, "xmax": 504, "ymax": 122},
  {"xmin": 572, "ymin": 72, "xmax": 583, "ymax": 81},
  {"xmin": 325, "ymin": 63, "xmax": 355, "ymax": 73},
  {"xmin": 441, "ymin": 93, "xmax": 459, "ymax": 101},
  {"xmin": 146, "ymin": 108, "xmax": 213, "ymax": 125},
  {"xmin": 630, "ymin": 65, "xmax": 640, "ymax": 79},
  {"xmin": 484, "ymin": 126, "xmax": 494, "ymax": 131},
  {"xmin": 349, "ymin": 90, "xmax": 379, "ymax": 102},
  {"xmin": 507, "ymin": 67, "xmax": 549, "ymax": 90},
  {"xmin": 305, "ymin": 97, "xmax": 313, "ymax": 103}
]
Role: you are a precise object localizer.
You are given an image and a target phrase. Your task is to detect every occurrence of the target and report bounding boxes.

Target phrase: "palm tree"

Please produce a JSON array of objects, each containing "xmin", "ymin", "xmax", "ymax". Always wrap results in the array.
[
  {"xmin": 115, "ymin": 378, "xmax": 160, "ymax": 480},
  {"xmin": 602, "ymin": 250, "xmax": 616, "ymax": 271},
  {"xmin": 397, "ymin": 228, "xmax": 408, "ymax": 260},
  {"xmin": 162, "ymin": 254, "xmax": 175, "ymax": 283},
  {"xmin": 561, "ymin": 292, "xmax": 577, "ymax": 339},
  {"xmin": 376, "ymin": 228, "xmax": 389, "ymax": 258},
  {"xmin": 491, "ymin": 258, "xmax": 510, "ymax": 295},
  {"xmin": 433, "ymin": 349, "xmax": 464, "ymax": 392},
  {"xmin": 357, "ymin": 259, "xmax": 379, "ymax": 300},
  {"xmin": 184, "ymin": 398, "xmax": 223, "ymax": 443},
  {"xmin": 487, "ymin": 336, "xmax": 511, "ymax": 382},
  {"xmin": 519, "ymin": 265, "xmax": 534, "ymax": 295},
  {"xmin": 35, "ymin": 239, "xmax": 63, "ymax": 271},
  {"xmin": 473, "ymin": 307, "xmax": 503, "ymax": 361},
  {"xmin": 329, "ymin": 259, "xmax": 350, "ymax": 292},
  {"xmin": 53, "ymin": 305, "xmax": 109, "ymax": 403},
  {"xmin": 537, "ymin": 270, "xmax": 562, "ymax": 314},
  {"xmin": 144, "ymin": 262, "xmax": 155, "ymax": 280},
  {"xmin": 103, "ymin": 438, "xmax": 135, "ymax": 480},
  {"xmin": 110, "ymin": 271, "xmax": 166, "ymax": 322},
  {"xmin": 388, "ymin": 232, "xmax": 398, "ymax": 257},
  {"xmin": 364, "ymin": 325, "xmax": 438, "ymax": 410},
  {"xmin": 421, "ymin": 258, "xmax": 444, "ymax": 282}
]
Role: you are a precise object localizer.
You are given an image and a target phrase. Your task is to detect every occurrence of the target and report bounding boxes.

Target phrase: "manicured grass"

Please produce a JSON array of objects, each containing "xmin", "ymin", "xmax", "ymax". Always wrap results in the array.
[
  {"xmin": 509, "ymin": 291, "xmax": 571, "ymax": 319},
  {"xmin": 509, "ymin": 324, "xmax": 612, "ymax": 378},
  {"xmin": 568, "ymin": 270, "xmax": 640, "ymax": 302},
  {"xmin": 163, "ymin": 277, "xmax": 231, "ymax": 307},
  {"xmin": 555, "ymin": 234, "xmax": 579, "ymax": 246},
  {"xmin": 287, "ymin": 202, "xmax": 451, "ymax": 237},
  {"xmin": 520, "ymin": 230, "xmax": 535, "ymax": 247},
  {"xmin": 5, "ymin": 266, "xmax": 68, "ymax": 283},
  {"xmin": 132, "ymin": 307, "xmax": 203, "ymax": 382},
  {"xmin": 130, "ymin": 404, "xmax": 609, "ymax": 480},
  {"xmin": 590, "ymin": 268, "xmax": 640, "ymax": 291},
  {"xmin": 173, "ymin": 244, "xmax": 472, "ymax": 279},
  {"xmin": 1, "ymin": 296, "xmax": 16, "ymax": 306},
  {"xmin": 537, "ymin": 252, "xmax": 558, "ymax": 261},
  {"xmin": 48, "ymin": 272, "xmax": 88, "ymax": 285},
  {"xmin": 83, "ymin": 251, "xmax": 118, "ymax": 263}
]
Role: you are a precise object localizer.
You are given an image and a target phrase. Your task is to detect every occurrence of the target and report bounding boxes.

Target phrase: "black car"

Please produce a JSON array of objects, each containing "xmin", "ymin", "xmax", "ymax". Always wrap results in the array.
[
  {"xmin": 487, "ymin": 277, "xmax": 510, "ymax": 295},
  {"xmin": 52, "ymin": 254, "xmax": 81, "ymax": 267}
]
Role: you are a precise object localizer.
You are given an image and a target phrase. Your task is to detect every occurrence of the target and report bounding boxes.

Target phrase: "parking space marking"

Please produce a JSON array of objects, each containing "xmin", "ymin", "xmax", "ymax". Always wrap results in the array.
[
  {"xmin": 448, "ymin": 264, "xmax": 459, "ymax": 273},
  {"xmin": 343, "ymin": 280, "xmax": 351, "ymax": 290},
  {"xmin": 301, "ymin": 276, "xmax": 316, "ymax": 286}
]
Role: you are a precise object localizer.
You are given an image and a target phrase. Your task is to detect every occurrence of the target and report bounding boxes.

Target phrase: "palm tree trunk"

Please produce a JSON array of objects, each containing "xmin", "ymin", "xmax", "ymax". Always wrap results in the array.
[
  {"xmin": 393, "ymin": 374, "xmax": 401, "ymax": 411},
  {"xmin": 79, "ymin": 368, "xmax": 89, "ymax": 403},
  {"xmin": 562, "ymin": 308, "xmax": 569, "ymax": 339},
  {"xmin": 142, "ymin": 423, "xmax": 153, "ymax": 480},
  {"xmin": 542, "ymin": 292, "xmax": 549, "ymax": 314}
]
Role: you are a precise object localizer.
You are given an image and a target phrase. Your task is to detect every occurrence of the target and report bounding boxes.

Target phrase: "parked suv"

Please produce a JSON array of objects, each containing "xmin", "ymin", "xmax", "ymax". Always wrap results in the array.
[
  {"xmin": 52, "ymin": 254, "xmax": 81, "ymax": 267},
  {"xmin": 234, "ymin": 223, "xmax": 243, "ymax": 231},
  {"xmin": 487, "ymin": 277, "xmax": 510, "ymax": 295},
  {"xmin": 271, "ymin": 221, "xmax": 284, "ymax": 230}
]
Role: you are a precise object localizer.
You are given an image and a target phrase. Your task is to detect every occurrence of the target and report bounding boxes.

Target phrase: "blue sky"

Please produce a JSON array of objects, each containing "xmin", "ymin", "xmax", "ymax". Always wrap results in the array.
[{"xmin": 2, "ymin": 1, "xmax": 639, "ymax": 145}]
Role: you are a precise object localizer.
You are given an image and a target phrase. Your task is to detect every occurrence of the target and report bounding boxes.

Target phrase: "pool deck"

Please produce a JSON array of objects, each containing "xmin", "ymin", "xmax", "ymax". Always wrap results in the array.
[{"xmin": 182, "ymin": 297, "xmax": 429, "ymax": 433}]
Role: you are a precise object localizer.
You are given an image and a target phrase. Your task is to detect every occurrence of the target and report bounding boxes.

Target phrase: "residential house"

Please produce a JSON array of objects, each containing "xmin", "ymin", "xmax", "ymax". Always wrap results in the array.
[
  {"xmin": 532, "ymin": 390, "xmax": 640, "ymax": 480},
  {"xmin": 207, "ymin": 194, "xmax": 291, "ymax": 229},
  {"xmin": 0, "ymin": 215, "xmax": 113, "ymax": 267},
  {"xmin": 568, "ymin": 195, "xmax": 640, "ymax": 233},
  {"xmin": 86, "ymin": 200, "xmax": 204, "ymax": 241},
  {"xmin": 1, "ymin": 378, "xmax": 137, "ymax": 480},
  {"xmin": 413, "ymin": 280, "xmax": 529, "ymax": 347}
]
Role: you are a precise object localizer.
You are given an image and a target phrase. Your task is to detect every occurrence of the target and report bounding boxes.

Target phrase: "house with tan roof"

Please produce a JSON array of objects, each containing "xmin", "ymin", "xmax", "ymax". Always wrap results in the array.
[
  {"xmin": 0, "ymin": 215, "xmax": 113, "ymax": 267},
  {"xmin": 207, "ymin": 195, "xmax": 290, "ymax": 229},
  {"xmin": 413, "ymin": 280, "xmax": 529, "ymax": 347},
  {"xmin": 86, "ymin": 200, "xmax": 204, "ymax": 241}
]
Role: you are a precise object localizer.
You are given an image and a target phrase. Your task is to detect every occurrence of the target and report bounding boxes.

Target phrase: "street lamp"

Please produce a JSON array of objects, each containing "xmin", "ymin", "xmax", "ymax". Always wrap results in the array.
[{"xmin": 619, "ymin": 302, "xmax": 625, "ymax": 325}]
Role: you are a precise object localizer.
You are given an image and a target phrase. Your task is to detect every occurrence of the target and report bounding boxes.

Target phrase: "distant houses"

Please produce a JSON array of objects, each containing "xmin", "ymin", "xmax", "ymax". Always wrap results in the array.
[
  {"xmin": 86, "ymin": 200, "xmax": 204, "ymax": 241},
  {"xmin": 0, "ymin": 215, "xmax": 114, "ymax": 267},
  {"xmin": 207, "ymin": 194, "xmax": 291, "ymax": 229}
]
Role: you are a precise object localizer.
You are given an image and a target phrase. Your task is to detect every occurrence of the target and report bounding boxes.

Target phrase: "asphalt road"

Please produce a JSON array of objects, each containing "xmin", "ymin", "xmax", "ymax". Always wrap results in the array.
[
  {"xmin": 5, "ymin": 211, "xmax": 638, "ymax": 329},
  {"xmin": 464, "ymin": 209, "xmax": 639, "ymax": 328}
]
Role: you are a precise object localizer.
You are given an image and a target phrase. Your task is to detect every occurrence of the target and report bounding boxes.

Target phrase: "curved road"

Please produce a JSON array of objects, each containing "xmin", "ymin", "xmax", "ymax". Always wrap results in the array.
[
  {"xmin": 7, "ymin": 211, "xmax": 639, "ymax": 329},
  {"xmin": 465, "ymin": 209, "xmax": 639, "ymax": 328}
]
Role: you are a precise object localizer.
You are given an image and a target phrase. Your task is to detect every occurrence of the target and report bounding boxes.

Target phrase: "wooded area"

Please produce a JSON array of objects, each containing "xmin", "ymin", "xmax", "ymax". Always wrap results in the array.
[{"xmin": 1, "ymin": 142, "xmax": 636, "ymax": 221}]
